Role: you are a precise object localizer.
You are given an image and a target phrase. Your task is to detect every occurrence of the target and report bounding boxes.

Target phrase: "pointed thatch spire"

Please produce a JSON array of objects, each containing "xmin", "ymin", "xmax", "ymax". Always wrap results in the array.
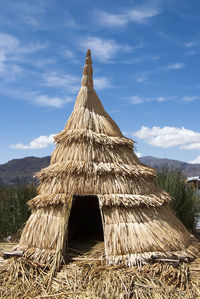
[{"xmin": 81, "ymin": 49, "xmax": 93, "ymax": 89}]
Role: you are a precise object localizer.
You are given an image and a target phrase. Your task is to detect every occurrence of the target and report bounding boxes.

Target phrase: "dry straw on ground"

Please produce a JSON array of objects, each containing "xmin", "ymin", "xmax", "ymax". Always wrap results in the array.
[{"xmin": 0, "ymin": 242, "xmax": 200, "ymax": 298}]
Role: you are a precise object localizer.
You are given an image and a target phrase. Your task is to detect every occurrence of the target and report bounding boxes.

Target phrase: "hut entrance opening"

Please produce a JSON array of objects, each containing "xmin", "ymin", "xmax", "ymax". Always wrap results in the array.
[{"xmin": 67, "ymin": 195, "xmax": 104, "ymax": 258}]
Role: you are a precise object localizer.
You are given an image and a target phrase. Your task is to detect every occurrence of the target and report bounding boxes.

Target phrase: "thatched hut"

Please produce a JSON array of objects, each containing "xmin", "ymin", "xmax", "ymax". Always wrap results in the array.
[{"xmin": 16, "ymin": 50, "xmax": 199, "ymax": 268}]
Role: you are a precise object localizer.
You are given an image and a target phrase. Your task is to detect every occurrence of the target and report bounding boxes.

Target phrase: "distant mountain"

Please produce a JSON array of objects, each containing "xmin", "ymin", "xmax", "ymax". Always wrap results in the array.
[
  {"xmin": 140, "ymin": 156, "xmax": 200, "ymax": 177},
  {"xmin": 0, "ymin": 156, "xmax": 50, "ymax": 185},
  {"xmin": 0, "ymin": 155, "xmax": 200, "ymax": 185}
]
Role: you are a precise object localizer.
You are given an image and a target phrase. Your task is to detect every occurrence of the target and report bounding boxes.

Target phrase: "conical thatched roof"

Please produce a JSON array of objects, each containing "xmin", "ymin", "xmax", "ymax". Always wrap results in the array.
[
  {"xmin": 28, "ymin": 50, "xmax": 165, "ymax": 208},
  {"xmin": 17, "ymin": 50, "xmax": 199, "ymax": 267}
]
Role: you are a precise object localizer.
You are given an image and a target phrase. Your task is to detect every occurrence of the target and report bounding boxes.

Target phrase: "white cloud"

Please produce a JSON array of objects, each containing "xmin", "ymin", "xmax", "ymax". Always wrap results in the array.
[
  {"xmin": 18, "ymin": 42, "xmax": 48, "ymax": 54},
  {"xmin": 9, "ymin": 2, "xmax": 45, "ymax": 28},
  {"xmin": 43, "ymin": 72, "xmax": 79, "ymax": 93},
  {"xmin": 185, "ymin": 40, "xmax": 200, "ymax": 48},
  {"xmin": 134, "ymin": 126, "xmax": 200, "ymax": 149},
  {"xmin": 184, "ymin": 40, "xmax": 200, "ymax": 55},
  {"xmin": 79, "ymin": 36, "xmax": 131, "ymax": 62},
  {"xmin": 10, "ymin": 134, "xmax": 55, "ymax": 150},
  {"xmin": 35, "ymin": 95, "xmax": 73, "ymax": 108},
  {"xmin": 0, "ymin": 32, "xmax": 47, "ymax": 81},
  {"xmin": 63, "ymin": 48, "xmax": 78, "ymax": 63},
  {"xmin": 130, "ymin": 96, "xmax": 146, "ymax": 104},
  {"xmin": 128, "ymin": 94, "xmax": 200, "ymax": 105},
  {"xmin": 129, "ymin": 95, "xmax": 168, "ymax": 104},
  {"xmin": 94, "ymin": 77, "xmax": 112, "ymax": 90},
  {"xmin": 128, "ymin": 7, "xmax": 160, "ymax": 23},
  {"xmin": 0, "ymin": 33, "xmax": 19, "ymax": 51},
  {"xmin": 189, "ymin": 155, "xmax": 200, "ymax": 164},
  {"xmin": 96, "ymin": 12, "xmax": 128, "ymax": 27},
  {"xmin": 166, "ymin": 63, "xmax": 184, "ymax": 70},
  {"xmin": 0, "ymin": 33, "xmax": 47, "ymax": 55},
  {"xmin": 182, "ymin": 143, "xmax": 200, "ymax": 150},
  {"xmin": 136, "ymin": 152, "xmax": 142, "ymax": 158},
  {"xmin": 181, "ymin": 96, "xmax": 200, "ymax": 102},
  {"xmin": 136, "ymin": 77, "xmax": 147, "ymax": 83},
  {"xmin": 96, "ymin": 5, "xmax": 161, "ymax": 27},
  {"xmin": 157, "ymin": 96, "xmax": 165, "ymax": 102},
  {"xmin": 23, "ymin": 15, "xmax": 40, "ymax": 27},
  {"xmin": 64, "ymin": 49, "xmax": 76, "ymax": 59},
  {"xmin": 0, "ymin": 51, "xmax": 6, "ymax": 72}
]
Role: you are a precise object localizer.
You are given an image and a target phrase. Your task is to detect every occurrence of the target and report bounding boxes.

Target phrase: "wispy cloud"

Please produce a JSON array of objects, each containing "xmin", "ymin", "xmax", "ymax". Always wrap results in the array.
[
  {"xmin": 184, "ymin": 39, "xmax": 200, "ymax": 55},
  {"xmin": 95, "ymin": 4, "xmax": 161, "ymax": 27},
  {"xmin": 190, "ymin": 155, "xmax": 200, "ymax": 164},
  {"xmin": 166, "ymin": 63, "xmax": 184, "ymax": 70},
  {"xmin": 134, "ymin": 62, "xmax": 185, "ymax": 85},
  {"xmin": 43, "ymin": 72, "xmax": 80, "ymax": 93},
  {"xmin": 129, "ymin": 95, "xmax": 168, "ymax": 104},
  {"xmin": 185, "ymin": 40, "xmax": 200, "ymax": 48},
  {"xmin": 0, "ymin": 32, "xmax": 47, "ymax": 81},
  {"xmin": 35, "ymin": 95, "xmax": 73, "ymax": 108},
  {"xmin": 181, "ymin": 96, "xmax": 200, "ymax": 102},
  {"xmin": 79, "ymin": 36, "xmax": 131, "ymax": 62},
  {"xmin": 8, "ymin": 2, "xmax": 46, "ymax": 28},
  {"xmin": 95, "ymin": 12, "xmax": 128, "ymax": 27},
  {"xmin": 136, "ymin": 76, "xmax": 147, "ymax": 83},
  {"xmin": 63, "ymin": 48, "xmax": 78, "ymax": 64},
  {"xmin": 10, "ymin": 134, "xmax": 55, "ymax": 150},
  {"xmin": 136, "ymin": 152, "xmax": 142, "ymax": 158},
  {"xmin": 0, "ymin": 32, "xmax": 48, "ymax": 56},
  {"xmin": 134, "ymin": 126, "xmax": 200, "ymax": 150},
  {"xmin": 0, "ymin": 84, "xmax": 73, "ymax": 108},
  {"xmin": 94, "ymin": 77, "xmax": 112, "ymax": 90},
  {"xmin": 128, "ymin": 93, "xmax": 200, "ymax": 105},
  {"xmin": 0, "ymin": 33, "xmax": 19, "ymax": 51}
]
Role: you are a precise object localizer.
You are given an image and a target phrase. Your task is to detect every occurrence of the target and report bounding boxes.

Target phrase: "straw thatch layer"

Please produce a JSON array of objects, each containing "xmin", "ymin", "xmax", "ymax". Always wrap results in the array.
[
  {"xmin": 36, "ymin": 161, "xmax": 155, "ymax": 182},
  {"xmin": 28, "ymin": 193, "xmax": 69, "ymax": 208},
  {"xmin": 102, "ymin": 204, "xmax": 197, "ymax": 262},
  {"xmin": 19, "ymin": 206, "xmax": 63, "ymax": 250},
  {"xmin": 51, "ymin": 140, "xmax": 140, "ymax": 168},
  {"xmin": 54, "ymin": 128, "xmax": 134, "ymax": 148},
  {"xmin": 106, "ymin": 239, "xmax": 199, "ymax": 267},
  {"xmin": 28, "ymin": 191, "xmax": 171, "ymax": 209},
  {"xmin": 37, "ymin": 173, "xmax": 156, "ymax": 195},
  {"xmin": 63, "ymin": 87, "xmax": 123, "ymax": 136},
  {"xmin": 98, "ymin": 191, "xmax": 171, "ymax": 207}
]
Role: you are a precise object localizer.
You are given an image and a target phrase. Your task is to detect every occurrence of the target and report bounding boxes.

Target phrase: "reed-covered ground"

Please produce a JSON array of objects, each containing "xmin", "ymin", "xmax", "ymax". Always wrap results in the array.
[{"xmin": 0, "ymin": 241, "xmax": 199, "ymax": 298}]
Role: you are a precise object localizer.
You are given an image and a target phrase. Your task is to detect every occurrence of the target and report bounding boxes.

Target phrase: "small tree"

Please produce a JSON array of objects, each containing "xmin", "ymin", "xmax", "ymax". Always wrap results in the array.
[{"xmin": 155, "ymin": 166, "xmax": 200, "ymax": 231}]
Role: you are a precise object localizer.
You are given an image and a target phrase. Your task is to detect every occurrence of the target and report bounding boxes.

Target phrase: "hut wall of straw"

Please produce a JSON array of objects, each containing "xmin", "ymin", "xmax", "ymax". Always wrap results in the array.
[
  {"xmin": 19, "ymin": 206, "xmax": 63, "ymax": 250},
  {"xmin": 102, "ymin": 205, "xmax": 189, "ymax": 256}
]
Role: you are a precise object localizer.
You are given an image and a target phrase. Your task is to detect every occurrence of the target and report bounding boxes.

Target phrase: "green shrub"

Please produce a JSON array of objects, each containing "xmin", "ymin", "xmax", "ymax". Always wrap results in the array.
[
  {"xmin": 155, "ymin": 167, "xmax": 200, "ymax": 231},
  {"xmin": 0, "ymin": 185, "xmax": 37, "ymax": 239}
]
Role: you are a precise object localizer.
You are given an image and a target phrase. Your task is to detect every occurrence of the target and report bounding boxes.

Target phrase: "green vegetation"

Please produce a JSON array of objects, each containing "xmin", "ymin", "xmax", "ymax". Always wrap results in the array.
[
  {"xmin": 155, "ymin": 167, "xmax": 200, "ymax": 231},
  {"xmin": 0, "ymin": 185, "xmax": 37, "ymax": 239}
]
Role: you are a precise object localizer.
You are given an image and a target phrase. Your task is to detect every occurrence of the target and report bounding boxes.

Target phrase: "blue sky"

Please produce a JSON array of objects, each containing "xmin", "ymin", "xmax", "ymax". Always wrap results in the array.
[{"xmin": 1, "ymin": 0, "xmax": 200, "ymax": 164}]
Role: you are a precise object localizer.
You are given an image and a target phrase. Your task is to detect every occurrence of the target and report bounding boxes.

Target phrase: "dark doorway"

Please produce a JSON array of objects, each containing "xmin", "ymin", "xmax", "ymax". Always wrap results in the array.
[{"xmin": 67, "ymin": 195, "xmax": 104, "ymax": 255}]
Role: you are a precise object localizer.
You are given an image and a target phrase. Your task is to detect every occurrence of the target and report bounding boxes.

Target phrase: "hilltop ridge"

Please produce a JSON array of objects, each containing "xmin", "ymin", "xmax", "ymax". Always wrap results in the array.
[{"xmin": 0, "ymin": 155, "xmax": 199, "ymax": 185}]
